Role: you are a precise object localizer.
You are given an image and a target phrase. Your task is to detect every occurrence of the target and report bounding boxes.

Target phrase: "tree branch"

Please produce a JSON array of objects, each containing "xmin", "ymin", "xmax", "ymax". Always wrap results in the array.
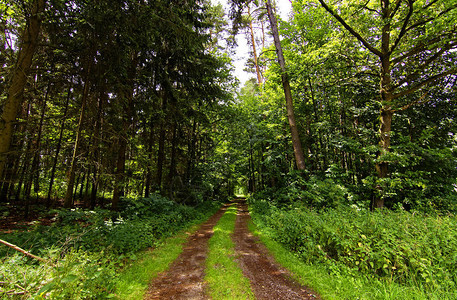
[
  {"xmin": 392, "ymin": 90, "xmax": 430, "ymax": 112},
  {"xmin": 394, "ymin": 42, "xmax": 457, "ymax": 88},
  {"xmin": 317, "ymin": 0, "xmax": 382, "ymax": 57},
  {"xmin": 0, "ymin": 239, "xmax": 47, "ymax": 263},
  {"xmin": 405, "ymin": 4, "xmax": 457, "ymax": 34},
  {"xmin": 390, "ymin": 0, "xmax": 413, "ymax": 54},
  {"xmin": 393, "ymin": 68, "xmax": 457, "ymax": 99},
  {"xmin": 389, "ymin": 0, "xmax": 403, "ymax": 19},
  {"xmin": 391, "ymin": 36, "xmax": 448, "ymax": 65}
]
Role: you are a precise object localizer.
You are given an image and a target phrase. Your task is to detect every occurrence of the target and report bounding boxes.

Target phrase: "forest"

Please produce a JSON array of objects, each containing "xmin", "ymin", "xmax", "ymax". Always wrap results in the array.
[{"xmin": 0, "ymin": 0, "xmax": 456, "ymax": 299}]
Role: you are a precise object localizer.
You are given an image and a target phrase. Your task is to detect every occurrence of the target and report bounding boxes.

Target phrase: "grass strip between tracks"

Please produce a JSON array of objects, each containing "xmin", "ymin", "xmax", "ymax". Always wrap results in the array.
[{"xmin": 205, "ymin": 204, "xmax": 255, "ymax": 299}]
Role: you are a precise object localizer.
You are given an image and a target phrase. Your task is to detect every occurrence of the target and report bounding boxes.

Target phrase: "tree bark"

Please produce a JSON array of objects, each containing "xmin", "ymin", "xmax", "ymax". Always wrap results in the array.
[
  {"xmin": 111, "ymin": 53, "xmax": 138, "ymax": 211},
  {"xmin": 47, "ymin": 83, "xmax": 71, "ymax": 207},
  {"xmin": 64, "ymin": 68, "xmax": 91, "ymax": 208},
  {"xmin": 31, "ymin": 82, "xmax": 51, "ymax": 195},
  {"xmin": 265, "ymin": 0, "xmax": 306, "ymax": 171},
  {"xmin": 247, "ymin": 5, "xmax": 262, "ymax": 86},
  {"xmin": 0, "ymin": 0, "xmax": 46, "ymax": 179},
  {"xmin": 89, "ymin": 88, "xmax": 105, "ymax": 208},
  {"xmin": 144, "ymin": 120, "xmax": 154, "ymax": 198},
  {"xmin": 373, "ymin": 0, "xmax": 393, "ymax": 209}
]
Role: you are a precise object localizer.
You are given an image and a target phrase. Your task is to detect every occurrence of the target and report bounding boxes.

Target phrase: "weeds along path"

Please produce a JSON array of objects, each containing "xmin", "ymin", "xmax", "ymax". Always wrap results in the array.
[
  {"xmin": 144, "ymin": 204, "xmax": 228, "ymax": 300},
  {"xmin": 232, "ymin": 199, "xmax": 320, "ymax": 300}
]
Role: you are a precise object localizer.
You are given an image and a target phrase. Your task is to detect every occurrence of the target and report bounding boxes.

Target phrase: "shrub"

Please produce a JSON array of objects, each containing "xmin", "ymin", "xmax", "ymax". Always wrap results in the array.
[
  {"xmin": 249, "ymin": 196, "xmax": 457, "ymax": 295},
  {"xmin": 0, "ymin": 196, "xmax": 221, "ymax": 299}
]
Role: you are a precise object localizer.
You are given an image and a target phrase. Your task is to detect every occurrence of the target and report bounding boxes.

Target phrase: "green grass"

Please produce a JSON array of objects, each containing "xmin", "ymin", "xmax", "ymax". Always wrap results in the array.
[
  {"xmin": 113, "ymin": 228, "xmax": 192, "ymax": 299},
  {"xmin": 205, "ymin": 204, "xmax": 254, "ymax": 299},
  {"xmin": 113, "ymin": 202, "xmax": 222, "ymax": 299},
  {"xmin": 247, "ymin": 221, "xmax": 436, "ymax": 300}
]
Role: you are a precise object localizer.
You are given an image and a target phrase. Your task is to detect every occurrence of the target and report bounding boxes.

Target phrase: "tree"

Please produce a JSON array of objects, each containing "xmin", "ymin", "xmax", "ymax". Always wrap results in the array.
[
  {"xmin": 317, "ymin": 0, "xmax": 457, "ymax": 208},
  {"xmin": 230, "ymin": 0, "xmax": 307, "ymax": 171},
  {"xmin": 0, "ymin": 0, "xmax": 46, "ymax": 179}
]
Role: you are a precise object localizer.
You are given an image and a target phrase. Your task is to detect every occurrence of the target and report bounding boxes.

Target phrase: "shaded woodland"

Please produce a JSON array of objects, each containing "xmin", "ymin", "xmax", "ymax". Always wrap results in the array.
[{"xmin": 1, "ymin": 0, "xmax": 457, "ymax": 298}]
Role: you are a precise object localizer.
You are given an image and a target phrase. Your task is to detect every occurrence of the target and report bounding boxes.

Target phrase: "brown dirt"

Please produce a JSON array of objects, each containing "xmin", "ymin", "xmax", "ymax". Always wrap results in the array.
[
  {"xmin": 144, "ymin": 204, "xmax": 228, "ymax": 300},
  {"xmin": 232, "ymin": 199, "xmax": 320, "ymax": 300},
  {"xmin": 144, "ymin": 199, "xmax": 320, "ymax": 300}
]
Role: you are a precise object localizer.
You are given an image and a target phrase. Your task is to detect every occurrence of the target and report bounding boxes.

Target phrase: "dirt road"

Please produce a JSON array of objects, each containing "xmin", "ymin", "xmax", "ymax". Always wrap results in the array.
[{"xmin": 145, "ymin": 200, "xmax": 319, "ymax": 299}]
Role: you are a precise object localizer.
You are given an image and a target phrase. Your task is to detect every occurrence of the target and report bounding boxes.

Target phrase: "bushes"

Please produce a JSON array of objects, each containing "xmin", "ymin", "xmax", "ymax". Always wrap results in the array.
[
  {"xmin": 0, "ymin": 195, "xmax": 220, "ymax": 299},
  {"xmin": 255, "ymin": 174, "xmax": 349, "ymax": 210},
  {"xmin": 249, "ymin": 197, "xmax": 457, "ymax": 295}
]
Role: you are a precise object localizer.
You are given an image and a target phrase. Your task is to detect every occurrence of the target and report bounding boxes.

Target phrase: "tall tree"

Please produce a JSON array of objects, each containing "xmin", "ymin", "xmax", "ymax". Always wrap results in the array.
[
  {"xmin": 264, "ymin": 0, "xmax": 306, "ymax": 170},
  {"xmin": 0, "ymin": 0, "xmax": 46, "ymax": 178},
  {"xmin": 317, "ymin": 0, "xmax": 457, "ymax": 208}
]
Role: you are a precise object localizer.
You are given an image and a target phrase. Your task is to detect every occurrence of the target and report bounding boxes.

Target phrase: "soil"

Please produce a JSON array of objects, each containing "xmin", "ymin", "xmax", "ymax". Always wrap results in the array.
[
  {"xmin": 144, "ymin": 204, "xmax": 228, "ymax": 299},
  {"xmin": 144, "ymin": 199, "xmax": 320, "ymax": 300},
  {"xmin": 232, "ymin": 199, "xmax": 320, "ymax": 300}
]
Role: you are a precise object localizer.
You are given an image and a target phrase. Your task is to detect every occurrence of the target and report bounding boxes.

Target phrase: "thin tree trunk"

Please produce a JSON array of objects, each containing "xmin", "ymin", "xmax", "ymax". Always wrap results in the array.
[
  {"xmin": 47, "ymin": 83, "xmax": 71, "ymax": 207},
  {"xmin": 64, "ymin": 68, "xmax": 91, "ymax": 208},
  {"xmin": 31, "ymin": 82, "xmax": 51, "ymax": 195},
  {"xmin": 111, "ymin": 53, "xmax": 138, "ymax": 211},
  {"xmin": 265, "ymin": 0, "xmax": 306, "ymax": 171},
  {"xmin": 112, "ymin": 137, "xmax": 127, "ymax": 210},
  {"xmin": 186, "ymin": 119, "xmax": 198, "ymax": 184},
  {"xmin": 144, "ymin": 121, "xmax": 154, "ymax": 198},
  {"xmin": 167, "ymin": 122, "xmax": 178, "ymax": 199},
  {"xmin": 156, "ymin": 125, "xmax": 166, "ymax": 191},
  {"xmin": 0, "ymin": 0, "xmax": 46, "ymax": 178},
  {"xmin": 156, "ymin": 89, "xmax": 168, "ymax": 191},
  {"xmin": 90, "ymin": 89, "xmax": 105, "ymax": 208},
  {"xmin": 248, "ymin": 6, "xmax": 262, "ymax": 86}
]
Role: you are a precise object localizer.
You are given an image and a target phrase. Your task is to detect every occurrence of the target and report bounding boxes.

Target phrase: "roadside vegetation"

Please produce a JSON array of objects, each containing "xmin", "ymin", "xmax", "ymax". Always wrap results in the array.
[
  {"xmin": 249, "ymin": 191, "xmax": 457, "ymax": 299},
  {"xmin": 0, "ymin": 195, "xmax": 219, "ymax": 298},
  {"xmin": 1, "ymin": 0, "xmax": 456, "ymax": 299}
]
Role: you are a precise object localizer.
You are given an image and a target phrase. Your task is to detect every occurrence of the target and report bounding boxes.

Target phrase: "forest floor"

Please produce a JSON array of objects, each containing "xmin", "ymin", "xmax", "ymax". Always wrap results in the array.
[{"xmin": 145, "ymin": 199, "xmax": 320, "ymax": 299}]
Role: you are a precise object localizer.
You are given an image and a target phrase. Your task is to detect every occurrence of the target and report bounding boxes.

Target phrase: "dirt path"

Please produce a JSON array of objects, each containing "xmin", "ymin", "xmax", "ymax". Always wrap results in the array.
[
  {"xmin": 144, "ymin": 200, "xmax": 320, "ymax": 299},
  {"xmin": 144, "ymin": 205, "xmax": 228, "ymax": 300},
  {"xmin": 232, "ymin": 199, "xmax": 320, "ymax": 300}
]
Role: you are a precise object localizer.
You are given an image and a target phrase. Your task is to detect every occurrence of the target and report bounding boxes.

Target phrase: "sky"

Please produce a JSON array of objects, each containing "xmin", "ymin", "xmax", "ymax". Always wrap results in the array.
[{"xmin": 210, "ymin": 0, "xmax": 293, "ymax": 84}]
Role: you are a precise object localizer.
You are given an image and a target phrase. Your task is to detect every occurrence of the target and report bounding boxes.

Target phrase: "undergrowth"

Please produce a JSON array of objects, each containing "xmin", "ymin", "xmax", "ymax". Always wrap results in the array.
[
  {"xmin": 249, "ymin": 196, "xmax": 457, "ymax": 299},
  {"xmin": 0, "ymin": 194, "xmax": 220, "ymax": 299}
]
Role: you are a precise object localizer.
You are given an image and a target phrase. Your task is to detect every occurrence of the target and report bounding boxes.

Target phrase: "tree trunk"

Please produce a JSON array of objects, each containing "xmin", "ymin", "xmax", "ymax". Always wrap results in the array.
[
  {"xmin": 112, "ymin": 136, "xmax": 127, "ymax": 211},
  {"xmin": 156, "ymin": 125, "xmax": 166, "ymax": 191},
  {"xmin": 167, "ymin": 122, "xmax": 178, "ymax": 199},
  {"xmin": 90, "ymin": 89, "xmax": 105, "ymax": 208},
  {"xmin": 265, "ymin": 0, "xmax": 306, "ymax": 171},
  {"xmin": 31, "ymin": 82, "xmax": 50, "ymax": 195},
  {"xmin": 0, "ymin": 0, "xmax": 46, "ymax": 179},
  {"xmin": 64, "ymin": 67, "xmax": 91, "ymax": 208},
  {"xmin": 374, "ymin": 108, "xmax": 393, "ymax": 209},
  {"xmin": 47, "ymin": 83, "xmax": 71, "ymax": 207},
  {"xmin": 373, "ymin": 4, "xmax": 393, "ymax": 209},
  {"xmin": 144, "ymin": 121, "xmax": 154, "ymax": 198},
  {"xmin": 156, "ymin": 89, "xmax": 168, "ymax": 191},
  {"xmin": 111, "ymin": 53, "xmax": 138, "ymax": 211},
  {"xmin": 248, "ymin": 6, "xmax": 262, "ymax": 86}
]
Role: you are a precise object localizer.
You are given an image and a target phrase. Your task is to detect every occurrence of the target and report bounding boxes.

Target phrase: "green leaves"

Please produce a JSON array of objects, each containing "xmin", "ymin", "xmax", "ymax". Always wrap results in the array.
[{"xmin": 250, "ymin": 196, "xmax": 457, "ymax": 295}]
